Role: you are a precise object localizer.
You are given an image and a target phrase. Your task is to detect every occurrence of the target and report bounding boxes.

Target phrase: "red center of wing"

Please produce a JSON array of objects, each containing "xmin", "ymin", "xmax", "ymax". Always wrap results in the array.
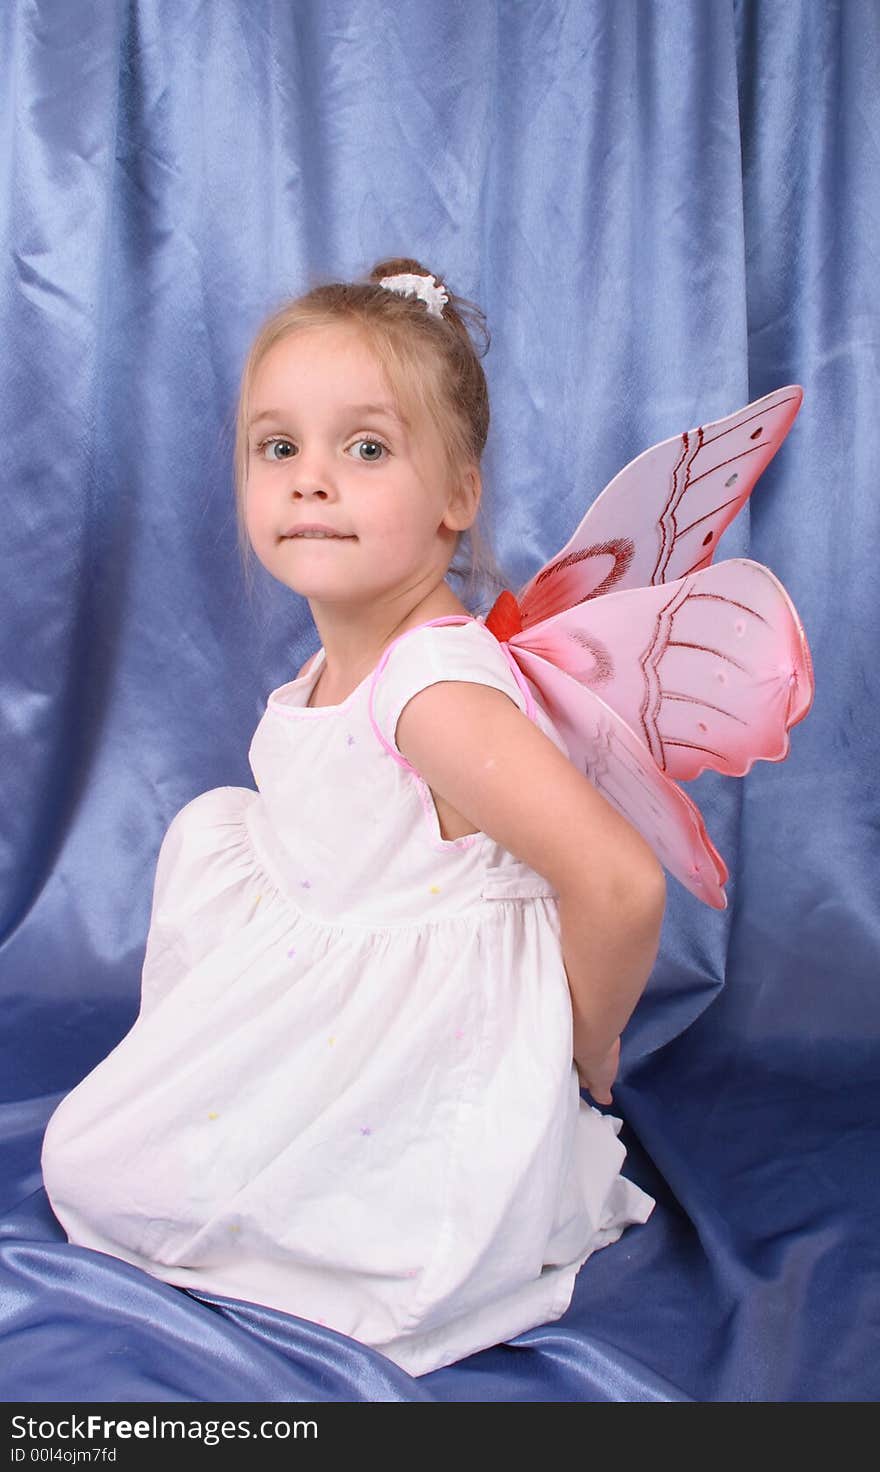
[{"xmin": 485, "ymin": 589, "xmax": 522, "ymax": 642}]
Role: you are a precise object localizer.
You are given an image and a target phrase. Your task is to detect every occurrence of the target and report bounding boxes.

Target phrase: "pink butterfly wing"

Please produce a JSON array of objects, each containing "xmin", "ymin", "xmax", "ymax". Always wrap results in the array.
[
  {"xmin": 509, "ymin": 644, "xmax": 729, "ymax": 909},
  {"xmin": 511, "ymin": 557, "xmax": 814, "ymax": 782},
  {"xmin": 516, "ymin": 385, "xmax": 804, "ymax": 627}
]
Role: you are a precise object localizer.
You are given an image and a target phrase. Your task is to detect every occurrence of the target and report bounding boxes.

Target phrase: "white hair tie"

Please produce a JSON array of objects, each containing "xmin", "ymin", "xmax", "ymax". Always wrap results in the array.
[{"xmin": 378, "ymin": 272, "xmax": 449, "ymax": 318}]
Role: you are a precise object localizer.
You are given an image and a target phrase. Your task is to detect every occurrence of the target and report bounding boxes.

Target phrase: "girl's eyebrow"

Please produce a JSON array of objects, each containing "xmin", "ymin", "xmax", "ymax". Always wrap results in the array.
[{"xmin": 248, "ymin": 402, "xmax": 405, "ymax": 429}]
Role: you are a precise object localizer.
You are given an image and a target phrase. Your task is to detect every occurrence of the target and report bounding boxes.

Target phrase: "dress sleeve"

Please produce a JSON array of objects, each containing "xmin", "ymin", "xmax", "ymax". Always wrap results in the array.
[{"xmin": 368, "ymin": 618, "xmax": 538, "ymax": 772}]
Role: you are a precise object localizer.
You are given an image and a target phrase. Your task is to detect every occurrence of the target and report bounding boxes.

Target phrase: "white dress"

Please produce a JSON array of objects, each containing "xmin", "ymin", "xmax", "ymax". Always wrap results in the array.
[{"xmin": 41, "ymin": 615, "xmax": 655, "ymax": 1377}]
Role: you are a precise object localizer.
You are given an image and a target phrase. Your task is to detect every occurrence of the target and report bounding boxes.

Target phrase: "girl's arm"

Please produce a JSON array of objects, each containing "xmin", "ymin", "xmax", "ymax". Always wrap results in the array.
[
  {"xmin": 560, "ymin": 890, "xmax": 663, "ymax": 1100},
  {"xmin": 396, "ymin": 680, "xmax": 666, "ymax": 1089}
]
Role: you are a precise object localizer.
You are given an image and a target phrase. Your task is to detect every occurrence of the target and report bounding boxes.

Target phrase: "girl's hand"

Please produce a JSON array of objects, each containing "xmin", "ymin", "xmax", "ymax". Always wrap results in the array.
[{"xmin": 575, "ymin": 1036, "xmax": 621, "ymax": 1105}]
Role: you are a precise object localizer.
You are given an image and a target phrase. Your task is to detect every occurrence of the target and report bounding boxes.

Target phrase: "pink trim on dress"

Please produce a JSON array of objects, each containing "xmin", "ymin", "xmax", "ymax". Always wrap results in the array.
[
  {"xmin": 495, "ymin": 641, "xmax": 537, "ymax": 723},
  {"xmin": 366, "ymin": 616, "xmax": 542, "ymax": 854},
  {"xmin": 367, "ymin": 616, "xmax": 477, "ymax": 773}
]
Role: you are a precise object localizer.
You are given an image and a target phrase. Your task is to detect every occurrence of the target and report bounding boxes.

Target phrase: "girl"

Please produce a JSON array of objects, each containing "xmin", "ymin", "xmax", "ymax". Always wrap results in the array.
[{"xmin": 40, "ymin": 258, "xmax": 663, "ymax": 1378}]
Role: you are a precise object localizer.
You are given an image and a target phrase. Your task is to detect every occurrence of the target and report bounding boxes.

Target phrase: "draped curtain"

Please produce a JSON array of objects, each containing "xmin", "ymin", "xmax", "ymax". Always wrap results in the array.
[{"xmin": 1, "ymin": 0, "xmax": 877, "ymax": 1401}]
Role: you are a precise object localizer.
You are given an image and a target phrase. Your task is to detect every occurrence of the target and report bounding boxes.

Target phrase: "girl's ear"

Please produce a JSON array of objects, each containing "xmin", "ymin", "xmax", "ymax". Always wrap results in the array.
[{"xmin": 442, "ymin": 464, "xmax": 481, "ymax": 533}]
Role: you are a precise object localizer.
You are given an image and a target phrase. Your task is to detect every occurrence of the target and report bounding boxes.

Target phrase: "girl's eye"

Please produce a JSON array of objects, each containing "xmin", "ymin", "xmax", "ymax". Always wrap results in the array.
[
  {"xmin": 348, "ymin": 438, "xmax": 388, "ymax": 463},
  {"xmin": 257, "ymin": 437, "xmax": 295, "ymax": 462}
]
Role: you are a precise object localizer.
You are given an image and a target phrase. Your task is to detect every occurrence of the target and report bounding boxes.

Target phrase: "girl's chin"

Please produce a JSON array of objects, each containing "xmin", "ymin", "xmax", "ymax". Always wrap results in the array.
[
  {"xmin": 270, "ymin": 569, "xmax": 373, "ymax": 599},
  {"xmin": 256, "ymin": 542, "xmax": 361, "ymax": 580}
]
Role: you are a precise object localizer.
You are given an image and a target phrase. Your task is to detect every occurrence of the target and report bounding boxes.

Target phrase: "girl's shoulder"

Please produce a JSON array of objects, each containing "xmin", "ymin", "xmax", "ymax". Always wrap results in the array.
[
  {"xmin": 376, "ymin": 615, "xmax": 520, "ymax": 695},
  {"xmin": 370, "ymin": 616, "xmax": 548, "ymax": 763}
]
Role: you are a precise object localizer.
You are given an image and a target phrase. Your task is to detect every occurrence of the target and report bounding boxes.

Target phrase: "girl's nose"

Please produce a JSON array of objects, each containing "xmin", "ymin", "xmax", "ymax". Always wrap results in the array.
[
  {"xmin": 287, "ymin": 448, "xmax": 338, "ymax": 499},
  {"xmin": 291, "ymin": 481, "xmax": 331, "ymax": 499}
]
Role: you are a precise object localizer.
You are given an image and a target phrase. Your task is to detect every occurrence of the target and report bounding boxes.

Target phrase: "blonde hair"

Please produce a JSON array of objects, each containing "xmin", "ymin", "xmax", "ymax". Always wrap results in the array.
[{"xmin": 233, "ymin": 255, "xmax": 513, "ymax": 612}]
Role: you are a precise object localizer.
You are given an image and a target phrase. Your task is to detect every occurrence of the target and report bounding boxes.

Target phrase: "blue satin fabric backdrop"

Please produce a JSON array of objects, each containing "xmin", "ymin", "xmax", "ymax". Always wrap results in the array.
[{"xmin": 1, "ymin": 0, "xmax": 877, "ymax": 1401}]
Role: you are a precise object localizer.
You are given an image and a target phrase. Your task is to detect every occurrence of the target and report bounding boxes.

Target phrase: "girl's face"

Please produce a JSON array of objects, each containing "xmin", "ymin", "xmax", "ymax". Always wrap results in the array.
[{"xmin": 245, "ymin": 324, "xmax": 466, "ymax": 605}]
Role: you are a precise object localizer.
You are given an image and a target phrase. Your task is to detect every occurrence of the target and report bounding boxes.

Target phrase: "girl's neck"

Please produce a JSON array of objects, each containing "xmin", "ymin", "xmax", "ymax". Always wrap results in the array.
[{"xmin": 307, "ymin": 586, "xmax": 474, "ymax": 706}]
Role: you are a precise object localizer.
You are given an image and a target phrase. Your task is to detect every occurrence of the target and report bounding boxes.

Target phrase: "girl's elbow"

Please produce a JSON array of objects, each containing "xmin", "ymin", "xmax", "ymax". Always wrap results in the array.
[
  {"xmin": 559, "ymin": 858, "xmax": 665, "ymax": 923},
  {"xmin": 633, "ymin": 863, "xmax": 667, "ymax": 923},
  {"xmin": 609, "ymin": 857, "xmax": 666, "ymax": 924},
  {"xmin": 596, "ymin": 819, "xmax": 666, "ymax": 920}
]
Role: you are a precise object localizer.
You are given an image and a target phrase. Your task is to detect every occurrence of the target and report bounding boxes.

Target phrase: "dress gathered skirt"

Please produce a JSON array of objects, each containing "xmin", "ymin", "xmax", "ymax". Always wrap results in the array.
[{"xmin": 41, "ymin": 616, "xmax": 655, "ymax": 1377}]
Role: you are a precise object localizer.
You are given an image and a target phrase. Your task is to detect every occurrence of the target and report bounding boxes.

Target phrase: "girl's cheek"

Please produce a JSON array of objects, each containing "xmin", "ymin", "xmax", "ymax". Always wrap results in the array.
[
  {"xmin": 245, "ymin": 482, "xmax": 274, "ymax": 528},
  {"xmin": 372, "ymin": 501, "xmax": 415, "ymax": 539}
]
